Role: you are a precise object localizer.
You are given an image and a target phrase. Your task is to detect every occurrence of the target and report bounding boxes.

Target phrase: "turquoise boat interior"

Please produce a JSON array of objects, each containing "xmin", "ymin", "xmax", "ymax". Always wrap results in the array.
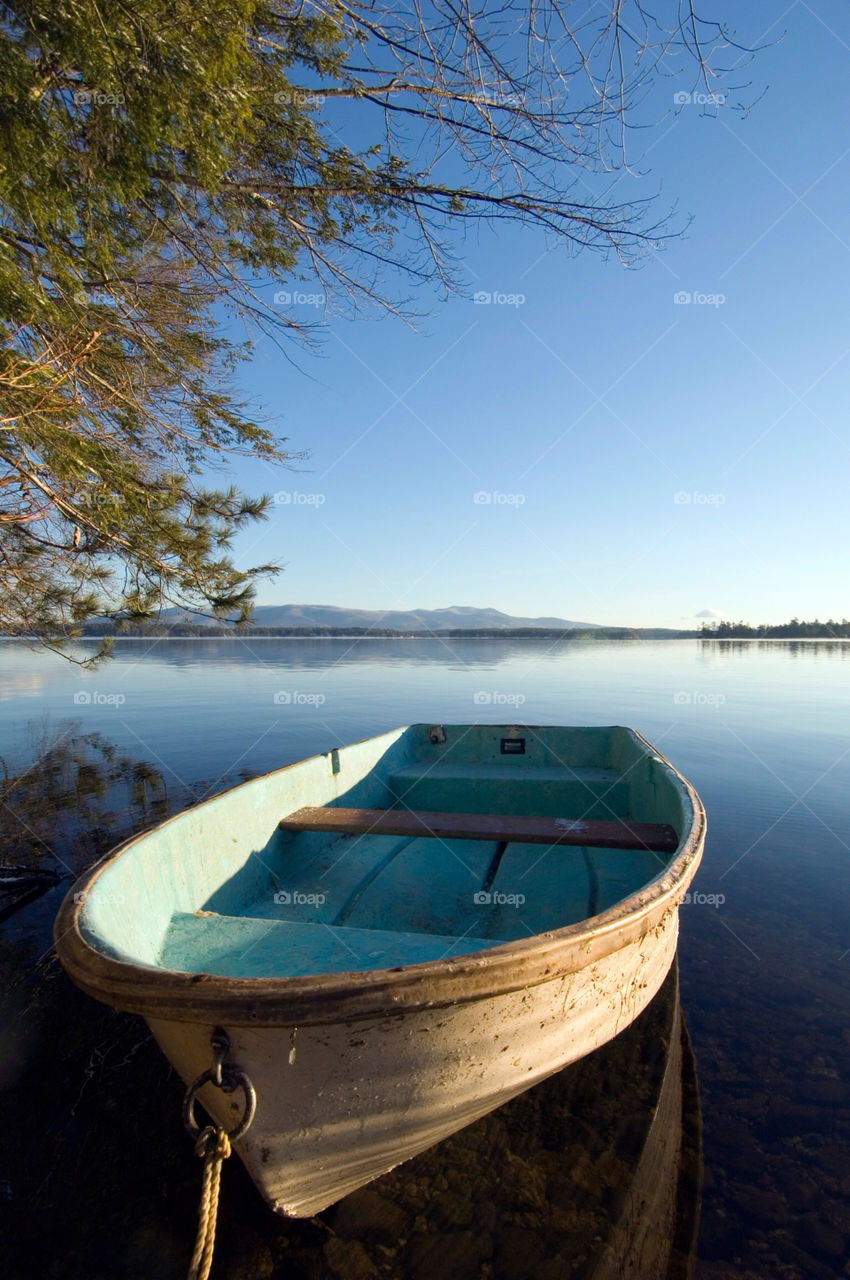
[{"xmin": 77, "ymin": 725, "xmax": 694, "ymax": 981}]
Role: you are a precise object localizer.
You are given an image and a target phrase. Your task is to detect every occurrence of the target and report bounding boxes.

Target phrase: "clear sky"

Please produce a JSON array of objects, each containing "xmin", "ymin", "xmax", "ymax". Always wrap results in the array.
[{"xmin": 219, "ymin": 2, "xmax": 849, "ymax": 628}]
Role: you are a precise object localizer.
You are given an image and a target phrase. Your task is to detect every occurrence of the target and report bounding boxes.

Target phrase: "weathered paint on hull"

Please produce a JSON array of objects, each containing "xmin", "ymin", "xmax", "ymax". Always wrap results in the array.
[
  {"xmin": 149, "ymin": 908, "xmax": 678, "ymax": 1216},
  {"xmin": 55, "ymin": 724, "xmax": 705, "ymax": 1215}
]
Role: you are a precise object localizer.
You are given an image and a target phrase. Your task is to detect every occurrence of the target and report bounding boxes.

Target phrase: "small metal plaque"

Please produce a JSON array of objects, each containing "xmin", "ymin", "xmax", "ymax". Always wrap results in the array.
[{"xmin": 500, "ymin": 737, "xmax": 526, "ymax": 755}]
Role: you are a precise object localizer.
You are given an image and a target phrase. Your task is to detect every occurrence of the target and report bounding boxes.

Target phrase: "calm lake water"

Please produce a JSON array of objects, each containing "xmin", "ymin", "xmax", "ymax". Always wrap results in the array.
[{"xmin": 1, "ymin": 635, "xmax": 849, "ymax": 1279}]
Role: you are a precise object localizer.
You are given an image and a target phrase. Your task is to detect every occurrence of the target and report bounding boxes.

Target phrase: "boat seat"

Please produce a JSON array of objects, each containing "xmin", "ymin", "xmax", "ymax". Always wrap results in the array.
[
  {"xmin": 386, "ymin": 763, "xmax": 631, "ymax": 820},
  {"xmin": 279, "ymin": 806, "xmax": 678, "ymax": 853},
  {"xmin": 389, "ymin": 764, "xmax": 622, "ymax": 782},
  {"xmin": 159, "ymin": 911, "xmax": 507, "ymax": 980}
]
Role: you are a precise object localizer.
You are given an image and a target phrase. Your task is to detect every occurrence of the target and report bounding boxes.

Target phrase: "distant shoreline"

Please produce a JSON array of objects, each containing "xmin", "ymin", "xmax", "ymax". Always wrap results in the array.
[
  {"xmin": 2, "ymin": 627, "xmax": 697, "ymax": 641},
  {"xmin": 3, "ymin": 629, "xmax": 849, "ymax": 642}
]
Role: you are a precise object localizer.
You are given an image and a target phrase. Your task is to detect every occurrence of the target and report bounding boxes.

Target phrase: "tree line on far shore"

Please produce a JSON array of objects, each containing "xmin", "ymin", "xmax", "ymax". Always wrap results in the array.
[
  {"xmin": 73, "ymin": 623, "xmax": 653, "ymax": 639},
  {"xmin": 700, "ymin": 619, "xmax": 850, "ymax": 638},
  {"xmin": 3, "ymin": 622, "xmax": 691, "ymax": 640},
  {"xmin": 5, "ymin": 619, "xmax": 846, "ymax": 640}
]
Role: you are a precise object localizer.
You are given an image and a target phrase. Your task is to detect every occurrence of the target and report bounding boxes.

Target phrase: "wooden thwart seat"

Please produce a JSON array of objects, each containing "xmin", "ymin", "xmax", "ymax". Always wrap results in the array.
[{"xmin": 279, "ymin": 806, "xmax": 678, "ymax": 854}]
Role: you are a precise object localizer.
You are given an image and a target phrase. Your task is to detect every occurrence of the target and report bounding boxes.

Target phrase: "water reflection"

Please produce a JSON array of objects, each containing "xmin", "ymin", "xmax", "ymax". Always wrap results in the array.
[
  {"xmin": 699, "ymin": 638, "xmax": 850, "ymax": 659},
  {"xmin": 2, "ymin": 633, "xmax": 642, "ymax": 673},
  {"xmin": 0, "ymin": 724, "xmax": 257, "ymax": 957},
  {"xmin": 1, "ymin": 727, "xmax": 700, "ymax": 1279},
  {"xmin": 0, "ymin": 721, "xmax": 168, "ymax": 867}
]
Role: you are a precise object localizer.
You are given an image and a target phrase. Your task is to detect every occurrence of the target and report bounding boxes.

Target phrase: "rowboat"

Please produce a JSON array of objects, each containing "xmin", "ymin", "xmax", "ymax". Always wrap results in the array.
[{"xmin": 54, "ymin": 723, "xmax": 705, "ymax": 1216}]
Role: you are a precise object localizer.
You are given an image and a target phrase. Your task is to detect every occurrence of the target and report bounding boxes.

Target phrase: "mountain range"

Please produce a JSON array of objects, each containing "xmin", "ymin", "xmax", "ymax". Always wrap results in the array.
[{"xmin": 163, "ymin": 604, "xmax": 598, "ymax": 631}]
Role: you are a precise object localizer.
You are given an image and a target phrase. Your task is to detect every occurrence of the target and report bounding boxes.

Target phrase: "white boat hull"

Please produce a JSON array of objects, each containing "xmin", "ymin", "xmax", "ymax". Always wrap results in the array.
[
  {"xmin": 56, "ymin": 724, "xmax": 705, "ymax": 1216},
  {"xmin": 150, "ymin": 906, "xmax": 679, "ymax": 1215}
]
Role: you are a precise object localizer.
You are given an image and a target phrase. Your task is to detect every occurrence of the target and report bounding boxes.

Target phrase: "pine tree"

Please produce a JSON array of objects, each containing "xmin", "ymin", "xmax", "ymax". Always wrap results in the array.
[{"xmin": 0, "ymin": 2, "xmax": 752, "ymax": 651}]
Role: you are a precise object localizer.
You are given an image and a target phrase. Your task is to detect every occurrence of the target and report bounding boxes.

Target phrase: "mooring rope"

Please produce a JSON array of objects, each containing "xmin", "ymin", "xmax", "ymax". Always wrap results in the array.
[
  {"xmin": 187, "ymin": 1124, "xmax": 232, "ymax": 1280},
  {"xmin": 183, "ymin": 1028, "xmax": 257, "ymax": 1280}
]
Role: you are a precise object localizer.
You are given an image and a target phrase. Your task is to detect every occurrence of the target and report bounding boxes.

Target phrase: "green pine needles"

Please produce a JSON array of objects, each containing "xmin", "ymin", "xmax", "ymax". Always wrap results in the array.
[{"xmin": 0, "ymin": 1, "xmax": 751, "ymax": 653}]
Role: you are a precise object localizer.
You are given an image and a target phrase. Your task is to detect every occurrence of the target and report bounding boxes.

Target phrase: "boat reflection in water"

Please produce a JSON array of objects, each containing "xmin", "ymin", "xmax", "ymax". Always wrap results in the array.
[{"xmin": 308, "ymin": 960, "xmax": 701, "ymax": 1280}]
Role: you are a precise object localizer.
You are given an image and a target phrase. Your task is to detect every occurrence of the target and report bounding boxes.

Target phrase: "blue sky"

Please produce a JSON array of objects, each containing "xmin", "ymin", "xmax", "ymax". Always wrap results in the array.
[{"xmin": 220, "ymin": 2, "xmax": 849, "ymax": 628}]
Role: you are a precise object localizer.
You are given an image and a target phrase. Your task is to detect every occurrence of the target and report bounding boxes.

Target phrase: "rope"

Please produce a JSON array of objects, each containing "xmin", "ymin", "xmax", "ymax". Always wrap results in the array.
[
  {"xmin": 187, "ymin": 1124, "xmax": 231, "ymax": 1280},
  {"xmin": 182, "ymin": 1030, "xmax": 255, "ymax": 1280}
]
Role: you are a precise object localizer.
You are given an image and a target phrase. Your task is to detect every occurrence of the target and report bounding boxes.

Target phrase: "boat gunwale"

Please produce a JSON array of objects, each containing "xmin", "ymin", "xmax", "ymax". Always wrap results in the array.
[{"xmin": 53, "ymin": 725, "xmax": 706, "ymax": 1026}]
